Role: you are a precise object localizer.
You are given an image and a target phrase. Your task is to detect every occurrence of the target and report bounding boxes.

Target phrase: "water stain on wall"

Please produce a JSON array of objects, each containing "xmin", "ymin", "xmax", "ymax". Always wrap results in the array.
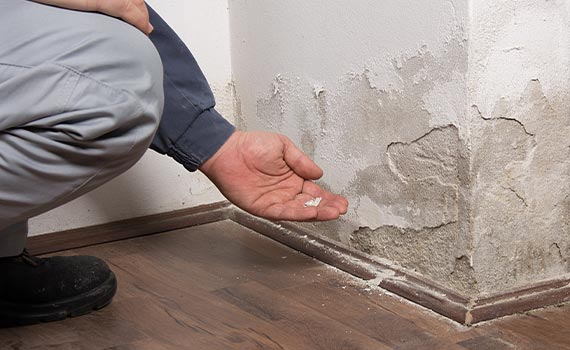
[
  {"xmin": 251, "ymin": 37, "xmax": 476, "ymax": 294},
  {"xmin": 347, "ymin": 126, "xmax": 477, "ymax": 294},
  {"xmin": 471, "ymin": 80, "xmax": 570, "ymax": 294}
]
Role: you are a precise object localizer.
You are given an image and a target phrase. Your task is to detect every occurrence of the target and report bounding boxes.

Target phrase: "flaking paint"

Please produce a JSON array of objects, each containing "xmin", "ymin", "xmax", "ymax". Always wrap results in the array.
[
  {"xmin": 230, "ymin": 0, "xmax": 475, "ymax": 294},
  {"xmin": 231, "ymin": 0, "xmax": 570, "ymax": 299}
]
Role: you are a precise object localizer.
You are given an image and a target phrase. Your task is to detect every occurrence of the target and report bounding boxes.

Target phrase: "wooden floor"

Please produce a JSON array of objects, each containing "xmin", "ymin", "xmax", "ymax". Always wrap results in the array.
[{"xmin": 1, "ymin": 220, "xmax": 570, "ymax": 350}]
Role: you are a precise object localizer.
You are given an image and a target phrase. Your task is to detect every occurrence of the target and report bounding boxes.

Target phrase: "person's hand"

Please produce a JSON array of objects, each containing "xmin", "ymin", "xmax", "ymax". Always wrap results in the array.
[
  {"xmin": 33, "ymin": 0, "xmax": 153, "ymax": 34},
  {"xmin": 200, "ymin": 131, "xmax": 349, "ymax": 221},
  {"xmin": 91, "ymin": 0, "xmax": 153, "ymax": 34}
]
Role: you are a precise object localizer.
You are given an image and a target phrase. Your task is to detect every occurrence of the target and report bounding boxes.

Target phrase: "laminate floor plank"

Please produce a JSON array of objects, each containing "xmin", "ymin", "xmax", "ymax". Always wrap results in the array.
[
  {"xmin": 213, "ymin": 281, "xmax": 392, "ymax": 350},
  {"xmin": 91, "ymin": 221, "xmax": 330, "ymax": 292},
  {"xmin": 456, "ymin": 336, "xmax": 519, "ymax": 350},
  {"xmin": 489, "ymin": 313, "xmax": 570, "ymax": 350},
  {"xmin": 101, "ymin": 246, "xmax": 377, "ymax": 349},
  {"xmin": 105, "ymin": 258, "xmax": 290, "ymax": 349},
  {"xmin": 1, "ymin": 219, "xmax": 570, "ymax": 350},
  {"xmin": 278, "ymin": 280, "xmax": 465, "ymax": 350}
]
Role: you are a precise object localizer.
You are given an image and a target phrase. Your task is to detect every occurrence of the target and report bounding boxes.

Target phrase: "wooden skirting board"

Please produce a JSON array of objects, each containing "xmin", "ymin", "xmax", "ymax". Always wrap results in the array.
[{"xmin": 27, "ymin": 201, "xmax": 570, "ymax": 325}]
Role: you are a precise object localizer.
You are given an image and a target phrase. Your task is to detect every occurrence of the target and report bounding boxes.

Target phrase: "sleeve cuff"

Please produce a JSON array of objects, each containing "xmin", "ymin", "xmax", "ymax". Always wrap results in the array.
[{"xmin": 167, "ymin": 108, "xmax": 235, "ymax": 172}]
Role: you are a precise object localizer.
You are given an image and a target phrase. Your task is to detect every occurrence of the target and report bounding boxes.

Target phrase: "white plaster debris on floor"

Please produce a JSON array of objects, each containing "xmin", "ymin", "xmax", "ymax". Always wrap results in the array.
[{"xmin": 325, "ymin": 262, "xmax": 470, "ymax": 330}]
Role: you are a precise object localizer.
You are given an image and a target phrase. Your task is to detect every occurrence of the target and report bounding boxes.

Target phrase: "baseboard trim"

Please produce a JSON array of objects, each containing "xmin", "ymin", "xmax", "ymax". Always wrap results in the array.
[
  {"xmin": 230, "ymin": 210, "xmax": 377, "ymax": 280},
  {"xmin": 468, "ymin": 278, "xmax": 570, "ymax": 324},
  {"xmin": 27, "ymin": 204, "xmax": 570, "ymax": 325},
  {"xmin": 230, "ymin": 210, "xmax": 471, "ymax": 324},
  {"xmin": 27, "ymin": 201, "xmax": 232, "ymax": 256}
]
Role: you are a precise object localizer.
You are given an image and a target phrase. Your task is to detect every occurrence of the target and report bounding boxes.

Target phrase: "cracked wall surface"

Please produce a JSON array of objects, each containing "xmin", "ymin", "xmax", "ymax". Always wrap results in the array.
[
  {"xmin": 469, "ymin": 0, "xmax": 570, "ymax": 295},
  {"xmin": 470, "ymin": 80, "xmax": 570, "ymax": 294},
  {"xmin": 230, "ymin": 0, "xmax": 570, "ymax": 299},
  {"xmin": 230, "ymin": 0, "xmax": 476, "ymax": 295}
]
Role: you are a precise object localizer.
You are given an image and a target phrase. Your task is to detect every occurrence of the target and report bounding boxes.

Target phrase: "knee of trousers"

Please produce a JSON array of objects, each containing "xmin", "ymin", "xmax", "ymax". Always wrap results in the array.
[
  {"xmin": 105, "ymin": 38, "xmax": 165, "ymax": 165},
  {"xmin": 87, "ymin": 23, "xmax": 165, "ymax": 152},
  {"xmin": 51, "ymin": 22, "xmax": 166, "ymax": 167},
  {"xmin": 1, "ymin": 10, "xmax": 165, "ymax": 169}
]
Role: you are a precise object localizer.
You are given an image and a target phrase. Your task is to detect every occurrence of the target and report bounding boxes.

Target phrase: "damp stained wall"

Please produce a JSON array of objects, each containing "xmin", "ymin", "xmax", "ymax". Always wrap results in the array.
[
  {"xmin": 230, "ymin": 0, "xmax": 570, "ymax": 297},
  {"xmin": 229, "ymin": 0, "xmax": 476, "ymax": 295},
  {"xmin": 29, "ymin": 0, "xmax": 234, "ymax": 235},
  {"xmin": 468, "ymin": 0, "xmax": 570, "ymax": 295}
]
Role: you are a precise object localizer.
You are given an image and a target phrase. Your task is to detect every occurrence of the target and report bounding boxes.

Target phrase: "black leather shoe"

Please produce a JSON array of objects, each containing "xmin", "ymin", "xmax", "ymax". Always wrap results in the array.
[{"xmin": 0, "ymin": 250, "xmax": 117, "ymax": 327}]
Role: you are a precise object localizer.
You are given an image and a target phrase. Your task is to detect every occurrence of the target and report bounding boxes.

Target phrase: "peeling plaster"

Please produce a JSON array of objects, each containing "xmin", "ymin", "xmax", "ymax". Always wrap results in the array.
[
  {"xmin": 349, "ymin": 223, "xmax": 477, "ymax": 295},
  {"xmin": 346, "ymin": 125, "xmax": 476, "ymax": 294},
  {"xmin": 249, "ymin": 36, "xmax": 472, "ymax": 294},
  {"xmin": 230, "ymin": 0, "xmax": 485, "ymax": 297},
  {"xmin": 471, "ymin": 79, "xmax": 570, "ymax": 294},
  {"xmin": 231, "ymin": 0, "xmax": 570, "ymax": 301}
]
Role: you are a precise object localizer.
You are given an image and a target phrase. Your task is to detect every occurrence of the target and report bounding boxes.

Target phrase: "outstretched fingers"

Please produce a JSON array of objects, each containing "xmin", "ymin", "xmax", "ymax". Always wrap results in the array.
[
  {"xmin": 302, "ymin": 181, "xmax": 349, "ymax": 215},
  {"xmin": 262, "ymin": 183, "xmax": 348, "ymax": 221},
  {"xmin": 262, "ymin": 199, "xmax": 343, "ymax": 222},
  {"xmin": 280, "ymin": 136, "xmax": 348, "ymax": 216}
]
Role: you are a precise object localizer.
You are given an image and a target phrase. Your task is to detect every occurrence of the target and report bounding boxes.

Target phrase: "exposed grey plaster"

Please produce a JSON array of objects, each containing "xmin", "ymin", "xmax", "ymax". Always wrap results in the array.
[
  {"xmin": 253, "ymin": 37, "xmax": 475, "ymax": 295},
  {"xmin": 550, "ymin": 243, "xmax": 565, "ymax": 264},
  {"xmin": 387, "ymin": 127, "xmax": 462, "ymax": 187},
  {"xmin": 471, "ymin": 79, "xmax": 570, "ymax": 295},
  {"xmin": 315, "ymin": 89, "xmax": 328, "ymax": 134},
  {"xmin": 452, "ymin": 255, "xmax": 475, "ymax": 288},
  {"xmin": 346, "ymin": 125, "xmax": 477, "ymax": 294},
  {"xmin": 472, "ymin": 103, "xmax": 535, "ymax": 137},
  {"xmin": 349, "ymin": 223, "xmax": 478, "ymax": 295},
  {"xmin": 299, "ymin": 113, "xmax": 317, "ymax": 159},
  {"xmin": 348, "ymin": 126, "xmax": 462, "ymax": 230}
]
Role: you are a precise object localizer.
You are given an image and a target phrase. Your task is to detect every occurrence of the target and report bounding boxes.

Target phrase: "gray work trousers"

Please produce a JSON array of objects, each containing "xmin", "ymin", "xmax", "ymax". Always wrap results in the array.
[{"xmin": 0, "ymin": 1, "xmax": 165, "ymax": 256}]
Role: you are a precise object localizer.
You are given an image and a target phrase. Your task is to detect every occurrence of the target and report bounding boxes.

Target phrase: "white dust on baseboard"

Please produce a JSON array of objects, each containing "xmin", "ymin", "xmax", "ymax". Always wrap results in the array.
[{"xmin": 247, "ymin": 215, "xmax": 467, "ymax": 328}]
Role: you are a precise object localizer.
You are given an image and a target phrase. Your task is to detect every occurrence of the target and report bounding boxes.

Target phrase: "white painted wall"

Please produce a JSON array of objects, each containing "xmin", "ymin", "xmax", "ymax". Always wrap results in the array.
[
  {"xmin": 229, "ymin": 0, "xmax": 474, "ymax": 293},
  {"xmin": 29, "ymin": 0, "xmax": 234, "ymax": 235}
]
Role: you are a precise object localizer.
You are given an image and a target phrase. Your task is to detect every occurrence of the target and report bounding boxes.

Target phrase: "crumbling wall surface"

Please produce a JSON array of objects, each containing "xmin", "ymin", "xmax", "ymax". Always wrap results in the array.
[
  {"xmin": 230, "ymin": 0, "xmax": 478, "ymax": 295},
  {"xmin": 469, "ymin": 0, "xmax": 570, "ymax": 295}
]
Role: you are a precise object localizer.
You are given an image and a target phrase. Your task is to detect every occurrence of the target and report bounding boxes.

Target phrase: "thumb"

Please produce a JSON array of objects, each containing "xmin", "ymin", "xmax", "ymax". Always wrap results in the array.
[{"xmin": 282, "ymin": 136, "xmax": 323, "ymax": 180}]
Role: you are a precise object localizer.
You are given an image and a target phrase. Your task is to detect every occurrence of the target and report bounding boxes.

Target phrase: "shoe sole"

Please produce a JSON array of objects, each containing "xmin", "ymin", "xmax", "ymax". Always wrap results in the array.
[{"xmin": 0, "ymin": 271, "xmax": 117, "ymax": 328}]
